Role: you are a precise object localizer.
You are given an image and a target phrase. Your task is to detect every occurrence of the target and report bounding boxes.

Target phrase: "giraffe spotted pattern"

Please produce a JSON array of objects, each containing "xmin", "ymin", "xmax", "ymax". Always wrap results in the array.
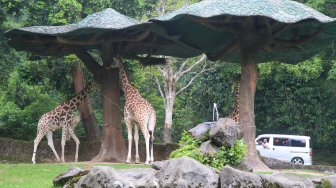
[
  {"xmin": 32, "ymin": 83, "xmax": 92, "ymax": 164},
  {"xmin": 118, "ymin": 60, "xmax": 156, "ymax": 165},
  {"xmin": 228, "ymin": 83, "xmax": 240, "ymax": 124}
]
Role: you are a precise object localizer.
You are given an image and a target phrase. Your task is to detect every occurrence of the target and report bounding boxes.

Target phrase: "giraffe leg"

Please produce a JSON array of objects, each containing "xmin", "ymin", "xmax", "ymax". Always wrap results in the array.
[
  {"xmin": 134, "ymin": 125, "xmax": 140, "ymax": 164},
  {"xmin": 148, "ymin": 111, "xmax": 156, "ymax": 163},
  {"xmin": 61, "ymin": 128, "xmax": 68, "ymax": 163},
  {"xmin": 125, "ymin": 117, "xmax": 133, "ymax": 164},
  {"xmin": 46, "ymin": 130, "xmax": 60, "ymax": 162},
  {"xmin": 32, "ymin": 129, "xmax": 47, "ymax": 164},
  {"xmin": 141, "ymin": 127, "xmax": 150, "ymax": 165},
  {"xmin": 67, "ymin": 128, "xmax": 80, "ymax": 162},
  {"xmin": 149, "ymin": 131, "xmax": 154, "ymax": 163}
]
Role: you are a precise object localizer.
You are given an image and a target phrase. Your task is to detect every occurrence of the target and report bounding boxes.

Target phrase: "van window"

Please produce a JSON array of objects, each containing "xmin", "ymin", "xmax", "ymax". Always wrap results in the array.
[
  {"xmin": 290, "ymin": 138, "xmax": 306, "ymax": 147},
  {"xmin": 273, "ymin": 137, "xmax": 290, "ymax": 146},
  {"xmin": 256, "ymin": 137, "xmax": 269, "ymax": 145}
]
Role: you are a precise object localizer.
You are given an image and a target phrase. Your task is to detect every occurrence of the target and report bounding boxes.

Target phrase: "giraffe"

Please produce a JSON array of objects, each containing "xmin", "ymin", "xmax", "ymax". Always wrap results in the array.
[
  {"xmin": 228, "ymin": 81, "xmax": 240, "ymax": 124},
  {"xmin": 117, "ymin": 60, "xmax": 156, "ymax": 165},
  {"xmin": 32, "ymin": 83, "xmax": 92, "ymax": 164}
]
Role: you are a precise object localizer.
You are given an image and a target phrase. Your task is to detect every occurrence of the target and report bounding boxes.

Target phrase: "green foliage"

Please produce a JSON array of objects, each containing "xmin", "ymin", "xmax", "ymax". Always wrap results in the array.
[
  {"xmin": 169, "ymin": 131, "xmax": 247, "ymax": 169},
  {"xmin": 319, "ymin": 179, "xmax": 332, "ymax": 188}
]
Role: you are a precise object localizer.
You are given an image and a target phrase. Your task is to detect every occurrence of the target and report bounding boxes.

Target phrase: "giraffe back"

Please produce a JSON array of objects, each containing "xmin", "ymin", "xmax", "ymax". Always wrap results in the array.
[{"xmin": 37, "ymin": 83, "xmax": 92, "ymax": 132}]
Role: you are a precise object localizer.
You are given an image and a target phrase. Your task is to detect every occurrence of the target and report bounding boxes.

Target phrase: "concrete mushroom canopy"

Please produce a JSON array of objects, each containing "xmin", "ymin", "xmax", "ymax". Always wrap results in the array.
[
  {"xmin": 149, "ymin": 0, "xmax": 336, "ymax": 170},
  {"xmin": 150, "ymin": 0, "xmax": 336, "ymax": 63},
  {"xmin": 5, "ymin": 8, "xmax": 201, "ymax": 60}
]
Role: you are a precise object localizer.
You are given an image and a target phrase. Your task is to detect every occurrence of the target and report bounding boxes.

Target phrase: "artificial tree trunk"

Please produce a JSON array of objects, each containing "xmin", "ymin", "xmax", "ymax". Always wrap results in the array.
[
  {"xmin": 71, "ymin": 63, "xmax": 100, "ymax": 141},
  {"xmin": 93, "ymin": 67, "xmax": 127, "ymax": 162},
  {"xmin": 75, "ymin": 48, "xmax": 127, "ymax": 162},
  {"xmin": 239, "ymin": 24, "xmax": 269, "ymax": 170}
]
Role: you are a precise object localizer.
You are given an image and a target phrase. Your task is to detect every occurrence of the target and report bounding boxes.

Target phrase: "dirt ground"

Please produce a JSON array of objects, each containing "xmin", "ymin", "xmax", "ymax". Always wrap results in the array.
[{"xmin": 0, "ymin": 137, "xmax": 178, "ymax": 163}]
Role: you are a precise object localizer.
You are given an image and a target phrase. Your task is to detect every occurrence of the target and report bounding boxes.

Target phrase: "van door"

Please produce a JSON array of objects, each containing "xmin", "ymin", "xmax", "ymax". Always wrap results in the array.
[{"xmin": 270, "ymin": 137, "xmax": 291, "ymax": 162}]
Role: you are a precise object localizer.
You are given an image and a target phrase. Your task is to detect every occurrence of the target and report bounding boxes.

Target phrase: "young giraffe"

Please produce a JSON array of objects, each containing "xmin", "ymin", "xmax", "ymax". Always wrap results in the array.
[
  {"xmin": 32, "ymin": 83, "xmax": 92, "ymax": 164},
  {"xmin": 228, "ymin": 81, "xmax": 240, "ymax": 124},
  {"xmin": 117, "ymin": 60, "xmax": 156, "ymax": 164}
]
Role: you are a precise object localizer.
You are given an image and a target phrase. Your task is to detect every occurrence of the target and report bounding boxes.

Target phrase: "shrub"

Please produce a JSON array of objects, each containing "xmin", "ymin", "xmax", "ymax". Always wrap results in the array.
[{"xmin": 169, "ymin": 131, "xmax": 247, "ymax": 169}]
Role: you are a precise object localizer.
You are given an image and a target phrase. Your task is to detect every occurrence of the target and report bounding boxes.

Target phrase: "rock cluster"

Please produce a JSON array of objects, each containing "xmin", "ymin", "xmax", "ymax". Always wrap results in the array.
[
  {"xmin": 55, "ymin": 156, "xmax": 336, "ymax": 188},
  {"xmin": 188, "ymin": 118, "xmax": 242, "ymax": 156},
  {"xmin": 55, "ymin": 156, "xmax": 219, "ymax": 188}
]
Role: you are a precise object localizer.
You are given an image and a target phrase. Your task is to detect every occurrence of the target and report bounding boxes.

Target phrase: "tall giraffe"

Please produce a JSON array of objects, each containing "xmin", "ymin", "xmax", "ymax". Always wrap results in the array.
[
  {"xmin": 228, "ymin": 81, "xmax": 240, "ymax": 124},
  {"xmin": 32, "ymin": 83, "xmax": 92, "ymax": 164},
  {"xmin": 117, "ymin": 60, "xmax": 156, "ymax": 164}
]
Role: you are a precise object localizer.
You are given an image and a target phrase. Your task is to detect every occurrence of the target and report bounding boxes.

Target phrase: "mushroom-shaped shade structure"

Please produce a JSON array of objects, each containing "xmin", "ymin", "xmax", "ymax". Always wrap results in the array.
[
  {"xmin": 150, "ymin": 0, "xmax": 336, "ymax": 170},
  {"xmin": 5, "ymin": 8, "xmax": 201, "ymax": 59},
  {"xmin": 5, "ymin": 8, "xmax": 201, "ymax": 162}
]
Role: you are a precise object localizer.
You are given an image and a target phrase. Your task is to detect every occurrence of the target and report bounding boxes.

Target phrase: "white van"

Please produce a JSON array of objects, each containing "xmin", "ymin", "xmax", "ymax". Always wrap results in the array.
[{"xmin": 255, "ymin": 134, "xmax": 312, "ymax": 165}]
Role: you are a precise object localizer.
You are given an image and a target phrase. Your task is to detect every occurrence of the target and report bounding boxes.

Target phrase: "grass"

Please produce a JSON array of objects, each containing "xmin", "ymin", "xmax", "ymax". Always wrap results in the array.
[{"xmin": 0, "ymin": 163, "xmax": 149, "ymax": 188}]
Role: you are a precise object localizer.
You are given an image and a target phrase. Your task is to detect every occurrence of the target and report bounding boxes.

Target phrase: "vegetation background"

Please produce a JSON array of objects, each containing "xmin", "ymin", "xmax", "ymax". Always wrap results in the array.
[{"xmin": 0, "ymin": 0, "xmax": 335, "ymax": 160}]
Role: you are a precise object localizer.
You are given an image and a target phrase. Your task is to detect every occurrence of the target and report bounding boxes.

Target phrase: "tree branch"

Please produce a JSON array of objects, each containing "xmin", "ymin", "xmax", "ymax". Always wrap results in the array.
[
  {"xmin": 206, "ymin": 38, "xmax": 239, "ymax": 61},
  {"xmin": 175, "ymin": 54, "xmax": 207, "ymax": 81},
  {"xmin": 71, "ymin": 46, "xmax": 103, "ymax": 81},
  {"xmin": 176, "ymin": 61, "xmax": 207, "ymax": 96},
  {"xmin": 155, "ymin": 76, "xmax": 166, "ymax": 107}
]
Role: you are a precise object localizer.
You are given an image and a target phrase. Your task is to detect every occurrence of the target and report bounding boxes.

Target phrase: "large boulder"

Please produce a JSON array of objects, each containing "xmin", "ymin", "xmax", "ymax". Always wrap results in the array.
[
  {"xmin": 53, "ymin": 167, "xmax": 88, "ymax": 187},
  {"xmin": 220, "ymin": 166, "xmax": 271, "ymax": 187},
  {"xmin": 75, "ymin": 166, "xmax": 157, "ymax": 188},
  {"xmin": 220, "ymin": 166, "xmax": 315, "ymax": 188},
  {"xmin": 199, "ymin": 140, "xmax": 219, "ymax": 156},
  {"xmin": 188, "ymin": 122, "xmax": 215, "ymax": 141},
  {"xmin": 209, "ymin": 118, "xmax": 242, "ymax": 147},
  {"xmin": 152, "ymin": 156, "xmax": 219, "ymax": 188}
]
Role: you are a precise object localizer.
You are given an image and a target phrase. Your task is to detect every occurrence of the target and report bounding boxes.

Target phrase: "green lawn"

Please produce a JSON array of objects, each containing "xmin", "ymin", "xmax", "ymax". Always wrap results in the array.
[{"xmin": 0, "ymin": 163, "xmax": 148, "ymax": 188}]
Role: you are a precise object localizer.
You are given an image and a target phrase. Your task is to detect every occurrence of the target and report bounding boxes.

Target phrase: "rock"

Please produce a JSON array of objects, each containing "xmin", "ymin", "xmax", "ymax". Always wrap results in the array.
[
  {"xmin": 221, "ymin": 166, "xmax": 315, "ymax": 188},
  {"xmin": 75, "ymin": 166, "xmax": 156, "ymax": 188},
  {"xmin": 268, "ymin": 172, "xmax": 315, "ymax": 188},
  {"xmin": 322, "ymin": 175, "xmax": 336, "ymax": 188},
  {"xmin": 199, "ymin": 140, "xmax": 219, "ymax": 156},
  {"xmin": 220, "ymin": 166, "xmax": 268, "ymax": 187},
  {"xmin": 53, "ymin": 167, "xmax": 87, "ymax": 187},
  {"xmin": 152, "ymin": 156, "xmax": 219, "ymax": 188},
  {"xmin": 209, "ymin": 118, "xmax": 242, "ymax": 147},
  {"xmin": 188, "ymin": 122, "xmax": 214, "ymax": 141}
]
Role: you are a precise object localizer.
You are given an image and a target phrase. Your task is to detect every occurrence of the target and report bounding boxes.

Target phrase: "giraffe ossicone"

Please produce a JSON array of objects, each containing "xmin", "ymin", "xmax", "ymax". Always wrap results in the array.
[
  {"xmin": 32, "ymin": 83, "xmax": 92, "ymax": 164},
  {"xmin": 117, "ymin": 59, "xmax": 156, "ymax": 165}
]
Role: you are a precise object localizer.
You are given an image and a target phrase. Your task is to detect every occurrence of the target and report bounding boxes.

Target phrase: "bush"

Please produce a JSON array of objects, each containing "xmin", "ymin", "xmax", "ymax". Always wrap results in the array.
[{"xmin": 169, "ymin": 131, "xmax": 247, "ymax": 169}]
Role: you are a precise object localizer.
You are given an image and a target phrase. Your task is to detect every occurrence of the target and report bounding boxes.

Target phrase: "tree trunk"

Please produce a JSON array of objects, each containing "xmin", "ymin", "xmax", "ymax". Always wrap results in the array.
[
  {"xmin": 164, "ymin": 96, "xmax": 175, "ymax": 143},
  {"xmin": 239, "ymin": 41, "xmax": 269, "ymax": 171},
  {"xmin": 163, "ymin": 63, "xmax": 176, "ymax": 143},
  {"xmin": 71, "ymin": 63, "xmax": 100, "ymax": 141},
  {"xmin": 92, "ymin": 68, "xmax": 127, "ymax": 162}
]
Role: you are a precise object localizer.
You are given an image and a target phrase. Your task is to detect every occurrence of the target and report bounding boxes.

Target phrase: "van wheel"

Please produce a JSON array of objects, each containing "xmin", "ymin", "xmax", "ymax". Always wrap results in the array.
[{"xmin": 291, "ymin": 157, "xmax": 304, "ymax": 165}]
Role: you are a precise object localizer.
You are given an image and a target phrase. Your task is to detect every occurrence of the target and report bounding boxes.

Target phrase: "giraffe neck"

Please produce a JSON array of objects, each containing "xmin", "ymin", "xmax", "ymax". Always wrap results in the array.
[
  {"xmin": 62, "ymin": 83, "xmax": 92, "ymax": 111},
  {"xmin": 229, "ymin": 83, "xmax": 240, "ymax": 123},
  {"xmin": 117, "ymin": 61, "xmax": 139, "ymax": 98}
]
